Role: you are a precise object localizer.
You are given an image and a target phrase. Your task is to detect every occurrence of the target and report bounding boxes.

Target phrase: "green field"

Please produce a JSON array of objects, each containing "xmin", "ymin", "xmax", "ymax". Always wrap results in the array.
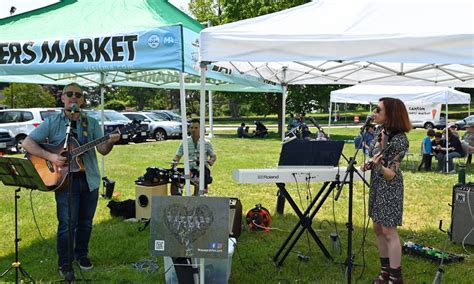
[{"xmin": 0, "ymin": 127, "xmax": 473, "ymax": 283}]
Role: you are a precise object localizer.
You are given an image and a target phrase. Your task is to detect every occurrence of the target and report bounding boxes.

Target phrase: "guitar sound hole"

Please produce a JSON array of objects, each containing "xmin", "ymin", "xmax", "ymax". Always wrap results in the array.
[{"xmin": 46, "ymin": 160, "xmax": 55, "ymax": 173}]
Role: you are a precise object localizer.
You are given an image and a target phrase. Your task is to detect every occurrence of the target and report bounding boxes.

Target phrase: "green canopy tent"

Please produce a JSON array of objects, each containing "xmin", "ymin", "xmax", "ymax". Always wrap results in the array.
[{"xmin": 0, "ymin": 0, "xmax": 281, "ymax": 194}]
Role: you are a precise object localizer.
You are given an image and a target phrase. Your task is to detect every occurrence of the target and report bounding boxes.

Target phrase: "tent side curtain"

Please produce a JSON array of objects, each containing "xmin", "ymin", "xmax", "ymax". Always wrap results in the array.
[{"xmin": 330, "ymin": 85, "xmax": 471, "ymax": 105}]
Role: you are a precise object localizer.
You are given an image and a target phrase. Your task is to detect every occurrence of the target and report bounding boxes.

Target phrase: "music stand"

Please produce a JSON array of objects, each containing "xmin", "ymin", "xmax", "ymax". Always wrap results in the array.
[{"xmin": 0, "ymin": 157, "xmax": 47, "ymax": 283}]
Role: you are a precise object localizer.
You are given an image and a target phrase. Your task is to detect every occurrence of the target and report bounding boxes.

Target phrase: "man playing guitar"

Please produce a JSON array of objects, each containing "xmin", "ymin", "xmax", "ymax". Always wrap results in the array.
[{"xmin": 22, "ymin": 83, "xmax": 120, "ymax": 279}]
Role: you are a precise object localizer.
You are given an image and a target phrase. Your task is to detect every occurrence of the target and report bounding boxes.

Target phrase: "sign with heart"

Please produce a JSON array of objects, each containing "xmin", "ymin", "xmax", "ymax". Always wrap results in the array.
[
  {"xmin": 150, "ymin": 196, "xmax": 230, "ymax": 259},
  {"xmin": 163, "ymin": 204, "xmax": 214, "ymax": 248}
]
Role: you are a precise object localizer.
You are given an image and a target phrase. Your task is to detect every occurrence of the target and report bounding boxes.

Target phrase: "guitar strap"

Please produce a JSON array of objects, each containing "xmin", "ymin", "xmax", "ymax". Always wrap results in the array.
[{"xmin": 79, "ymin": 111, "xmax": 89, "ymax": 145}]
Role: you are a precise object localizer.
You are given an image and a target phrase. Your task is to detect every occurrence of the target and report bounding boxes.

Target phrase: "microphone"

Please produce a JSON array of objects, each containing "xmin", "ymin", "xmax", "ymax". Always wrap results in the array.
[
  {"xmin": 360, "ymin": 115, "xmax": 373, "ymax": 132},
  {"xmin": 70, "ymin": 103, "xmax": 78, "ymax": 114}
]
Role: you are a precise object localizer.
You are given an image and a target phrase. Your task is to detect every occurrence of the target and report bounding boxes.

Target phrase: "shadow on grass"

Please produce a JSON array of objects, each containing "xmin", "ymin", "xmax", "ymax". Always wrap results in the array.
[{"xmin": 1, "ymin": 202, "xmax": 471, "ymax": 283}]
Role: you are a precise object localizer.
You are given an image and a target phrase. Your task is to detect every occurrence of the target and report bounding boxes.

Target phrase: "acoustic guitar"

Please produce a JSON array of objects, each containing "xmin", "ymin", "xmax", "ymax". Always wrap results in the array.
[{"xmin": 26, "ymin": 123, "xmax": 139, "ymax": 191}]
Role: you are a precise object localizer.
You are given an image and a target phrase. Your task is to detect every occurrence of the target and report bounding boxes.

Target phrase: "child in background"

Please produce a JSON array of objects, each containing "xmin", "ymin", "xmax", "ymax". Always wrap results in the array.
[{"xmin": 418, "ymin": 129, "xmax": 436, "ymax": 171}]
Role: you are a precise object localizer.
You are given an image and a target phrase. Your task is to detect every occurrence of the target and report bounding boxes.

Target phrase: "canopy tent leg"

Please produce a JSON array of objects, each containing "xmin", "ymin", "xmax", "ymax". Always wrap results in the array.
[
  {"xmin": 100, "ymin": 72, "xmax": 106, "ymax": 196},
  {"xmin": 179, "ymin": 72, "xmax": 191, "ymax": 196},
  {"xmin": 199, "ymin": 62, "xmax": 207, "ymax": 195},
  {"xmin": 328, "ymin": 101, "xmax": 333, "ymax": 138},
  {"xmin": 445, "ymin": 102, "xmax": 449, "ymax": 173},
  {"xmin": 208, "ymin": 90, "xmax": 214, "ymax": 138},
  {"xmin": 281, "ymin": 67, "xmax": 288, "ymax": 142}
]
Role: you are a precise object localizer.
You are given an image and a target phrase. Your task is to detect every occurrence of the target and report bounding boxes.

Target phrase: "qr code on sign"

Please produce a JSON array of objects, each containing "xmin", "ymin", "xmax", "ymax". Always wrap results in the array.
[{"xmin": 155, "ymin": 240, "xmax": 165, "ymax": 251}]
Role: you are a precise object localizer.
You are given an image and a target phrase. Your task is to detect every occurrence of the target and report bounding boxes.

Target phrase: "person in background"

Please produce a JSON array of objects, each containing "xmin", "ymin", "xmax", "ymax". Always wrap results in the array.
[
  {"xmin": 237, "ymin": 122, "xmax": 245, "ymax": 138},
  {"xmin": 431, "ymin": 132, "xmax": 443, "ymax": 156},
  {"xmin": 417, "ymin": 129, "xmax": 436, "ymax": 171},
  {"xmin": 172, "ymin": 119, "xmax": 216, "ymax": 195},
  {"xmin": 462, "ymin": 121, "xmax": 474, "ymax": 164},
  {"xmin": 244, "ymin": 126, "xmax": 252, "ymax": 138},
  {"xmin": 287, "ymin": 113, "xmax": 298, "ymax": 130},
  {"xmin": 436, "ymin": 125, "xmax": 464, "ymax": 173},
  {"xmin": 22, "ymin": 83, "xmax": 121, "ymax": 278},
  {"xmin": 297, "ymin": 112, "xmax": 306, "ymax": 124},
  {"xmin": 362, "ymin": 124, "xmax": 376, "ymax": 155},
  {"xmin": 361, "ymin": 97, "xmax": 411, "ymax": 284},
  {"xmin": 301, "ymin": 125, "xmax": 312, "ymax": 140}
]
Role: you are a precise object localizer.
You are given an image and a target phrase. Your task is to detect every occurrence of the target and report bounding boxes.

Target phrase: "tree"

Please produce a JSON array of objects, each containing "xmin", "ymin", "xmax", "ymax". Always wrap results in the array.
[
  {"xmin": 1, "ymin": 83, "xmax": 55, "ymax": 108},
  {"xmin": 189, "ymin": 0, "xmax": 313, "ymax": 134}
]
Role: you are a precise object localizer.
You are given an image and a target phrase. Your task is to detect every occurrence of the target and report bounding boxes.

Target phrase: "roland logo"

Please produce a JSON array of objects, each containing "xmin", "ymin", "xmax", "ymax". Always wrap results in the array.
[{"xmin": 258, "ymin": 175, "xmax": 279, "ymax": 180}]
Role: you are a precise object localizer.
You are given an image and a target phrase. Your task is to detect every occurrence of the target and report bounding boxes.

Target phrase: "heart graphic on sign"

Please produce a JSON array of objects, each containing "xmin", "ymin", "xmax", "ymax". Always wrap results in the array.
[{"xmin": 163, "ymin": 204, "xmax": 214, "ymax": 247}]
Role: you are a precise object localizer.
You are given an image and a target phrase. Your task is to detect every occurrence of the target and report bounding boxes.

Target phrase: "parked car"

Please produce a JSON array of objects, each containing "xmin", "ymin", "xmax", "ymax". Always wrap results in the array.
[
  {"xmin": 0, "ymin": 128, "xmax": 15, "ymax": 154},
  {"xmin": 149, "ymin": 110, "xmax": 188, "ymax": 123},
  {"xmin": 411, "ymin": 116, "xmax": 446, "ymax": 130},
  {"xmin": 0, "ymin": 108, "xmax": 61, "ymax": 153},
  {"xmin": 455, "ymin": 115, "xmax": 474, "ymax": 130},
  {"xmin": 84, "ymin": 110, "xmax": 136, "ymax": 144},
  {"xmin": 122, "ymin": 111, "xmax": 182, "ymax": 141}
]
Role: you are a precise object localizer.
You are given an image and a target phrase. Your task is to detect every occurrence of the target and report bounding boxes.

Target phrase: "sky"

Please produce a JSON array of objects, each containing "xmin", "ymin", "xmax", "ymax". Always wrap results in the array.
[{"xmin": 0, "ymin": 0, "xmax": 191, "ymax": 19}]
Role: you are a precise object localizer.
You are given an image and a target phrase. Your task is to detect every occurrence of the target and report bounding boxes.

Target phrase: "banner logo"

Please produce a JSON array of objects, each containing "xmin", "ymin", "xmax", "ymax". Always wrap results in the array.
[{"xmin": 147, "ymin": 35, "xmax": 160, "ymax": 48}]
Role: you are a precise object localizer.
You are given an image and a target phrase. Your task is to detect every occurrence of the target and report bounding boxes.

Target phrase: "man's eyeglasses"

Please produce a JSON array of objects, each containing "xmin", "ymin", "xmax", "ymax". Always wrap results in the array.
[{"xmin": 64, "ymin": 91, "xmax": 83, "ymax": 98}]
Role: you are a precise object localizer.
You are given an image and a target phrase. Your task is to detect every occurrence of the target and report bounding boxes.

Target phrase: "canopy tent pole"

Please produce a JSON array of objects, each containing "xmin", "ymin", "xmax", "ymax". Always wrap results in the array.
[
  {"xmin": 208, "ymin": 90, "xmax": 214, "ymax": 138},
  {"xmin": 179, "ymin": 72, "xmax": 191, "ymax": 195},
  {"xmin": 328, "ymin": 101, "xmax": 333, "ymax": 138},
  {"xmin": 199, "ymin": 62, "xmax": 207, "ymax": 195},
  {"xmin": 445, "ymin": 101, "xmax": 449, "ymax": 173},
  {"xmin": 281, "ymin": 67, "xmax": 287, "ymax": 142},
  {"xmin": 100, "ymin": 72, "xmax": 106, "ymax": 196}
]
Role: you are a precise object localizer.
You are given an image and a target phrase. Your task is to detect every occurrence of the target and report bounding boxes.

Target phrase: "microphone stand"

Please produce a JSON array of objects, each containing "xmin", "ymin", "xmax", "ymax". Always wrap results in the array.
[
  {"xmin": 63, "ymin": 112, "xmax": 75, "ymax": 282},
  {"xmin": 333, "ymin": 123, "xmax": 371, "ymax": 284}
]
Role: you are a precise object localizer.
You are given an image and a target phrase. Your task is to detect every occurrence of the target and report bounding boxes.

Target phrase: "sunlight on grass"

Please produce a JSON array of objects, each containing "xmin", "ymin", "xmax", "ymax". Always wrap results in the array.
[{"xmin": 0, "ymin": 128, "xmax": 473, "ymax": 283}]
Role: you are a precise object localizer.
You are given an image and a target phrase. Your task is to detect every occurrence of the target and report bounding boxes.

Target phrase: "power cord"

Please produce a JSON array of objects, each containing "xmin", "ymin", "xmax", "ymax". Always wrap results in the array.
[{"xmin": 29, "ymin": 189, "xmax": 53, "ymax": 250}]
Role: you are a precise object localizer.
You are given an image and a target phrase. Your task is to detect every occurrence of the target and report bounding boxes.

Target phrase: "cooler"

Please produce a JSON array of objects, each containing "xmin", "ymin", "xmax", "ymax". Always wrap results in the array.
[{"xmin": 164, "ymin": 238, "xmax": 236, "ymax": 284}]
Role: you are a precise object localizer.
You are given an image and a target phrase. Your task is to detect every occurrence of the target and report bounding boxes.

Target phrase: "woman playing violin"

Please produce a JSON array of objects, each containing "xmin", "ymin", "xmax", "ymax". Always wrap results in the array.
[{"xmin": 361, "ymin": 98, "xmax": 411, "ymax": 284}]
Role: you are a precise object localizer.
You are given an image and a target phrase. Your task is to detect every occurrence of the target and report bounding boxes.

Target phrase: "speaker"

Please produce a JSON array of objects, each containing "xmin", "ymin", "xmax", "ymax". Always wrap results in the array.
[
  {"xmin": 135, "ymin": 184, "xmax": 168, "ymax": 220},
  {"xmin": 229, "ymin": 198, "xmax": 242, "ymax": 239},
  {"xmin": 451, "ymin": 183, "xmax": 474, "ymax": 245}
]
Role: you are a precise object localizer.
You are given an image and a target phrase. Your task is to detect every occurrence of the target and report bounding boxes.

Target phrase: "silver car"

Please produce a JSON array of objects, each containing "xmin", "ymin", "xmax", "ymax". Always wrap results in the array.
[
  {"xmin": 122, "ymin": 112, "xmax": 182, "ymax": 141},
  {"xmin": 0, "ymin": 108, "xmax": 61, "ymax": 153}
]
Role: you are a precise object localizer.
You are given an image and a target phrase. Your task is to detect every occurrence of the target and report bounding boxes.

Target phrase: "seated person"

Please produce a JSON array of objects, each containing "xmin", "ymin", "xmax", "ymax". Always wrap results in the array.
[
  {"xmin": 254, "ymin": 121, "xmax": 268, "ymax": 138},
  {"xmin": 171, "ymin": 119, "xmax": 216, "ymax": 195},
  {"xmin": 287, "ymin": 113, "xmax": 299, "ymax": 130},
  {"xmin": 237, "ymin": 122, "xmax": 245, "ymax": 138},
  {"xmin": 462, "ymin": 121, "xmax": 474, "ymax": 163},
  {"xmin": 301, "ymin": 125, "xmax": 312, "ymax": 140},
  {"xmin": 431, "ymin": 132, "xmax": 443, "ymax": 156},
  {"xmin": 244, "ymin": 126, "xmax": 252, "ymax": 137},
  {"xmin": 361, "ymin": 124, "xmax": 375, "ymax": 154},
  {"xmin": 315, "ymin": 127, "xmax": 328, "ymax": 141},
  {"xmin": 436, "ymin": 126, "xmax": 464, "ymax": 173}
]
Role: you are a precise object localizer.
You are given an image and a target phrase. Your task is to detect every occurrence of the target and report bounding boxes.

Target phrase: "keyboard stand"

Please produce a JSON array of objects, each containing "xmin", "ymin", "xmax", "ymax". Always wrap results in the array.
[{"xmin": 273, "ymin": 181, "xmax": 335, "ymax": 268}]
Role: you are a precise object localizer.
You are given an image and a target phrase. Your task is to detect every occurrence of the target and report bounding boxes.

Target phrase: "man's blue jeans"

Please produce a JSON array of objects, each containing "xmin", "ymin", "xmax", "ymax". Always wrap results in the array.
[
  {"xmin": 55, "ymin": 173, "xmax": 98, "ymax": 266},
  {"xmin": 437, "ymin": 152, "xmax": 462, "ymax": 172}
]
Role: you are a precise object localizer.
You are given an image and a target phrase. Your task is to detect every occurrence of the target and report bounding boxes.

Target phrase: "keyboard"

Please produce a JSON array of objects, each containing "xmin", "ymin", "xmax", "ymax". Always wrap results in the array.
[{"xmin": 233, "ymin": 167, "xmax": 369, "ymax": 184}]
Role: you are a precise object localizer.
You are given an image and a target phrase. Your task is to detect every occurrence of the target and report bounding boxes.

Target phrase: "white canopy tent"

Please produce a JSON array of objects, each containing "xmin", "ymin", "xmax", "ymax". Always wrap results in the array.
[
  {"xmin": 198, "ymin": 0, "xmax": 474, "ymax": 188},
  {"xmin": 329, "ymin": 85, "xmax": 471, "ymax": 133}
]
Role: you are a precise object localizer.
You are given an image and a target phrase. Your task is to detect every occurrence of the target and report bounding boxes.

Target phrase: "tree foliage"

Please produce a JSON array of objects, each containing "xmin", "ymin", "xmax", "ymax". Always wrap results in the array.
[{"xmin": 1, "ymin": 83, "xmax": 56, "ymax": 108}]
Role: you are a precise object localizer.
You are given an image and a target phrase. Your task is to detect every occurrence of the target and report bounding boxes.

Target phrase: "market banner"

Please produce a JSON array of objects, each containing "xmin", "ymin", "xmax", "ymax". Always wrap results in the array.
[
  {"xmin": 405, "ymin": 102, "xmax": 442, "ymax": 121},
  {"xmin": 0, "ymin": 26, "xmax": 183, "ymax": 75}
]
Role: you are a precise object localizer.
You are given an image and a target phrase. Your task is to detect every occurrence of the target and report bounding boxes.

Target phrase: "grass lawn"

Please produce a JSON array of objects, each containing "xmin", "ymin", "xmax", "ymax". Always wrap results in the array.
[{"xmin": 0, "ymin": 127, "xmax": 473, "ymax": 283}]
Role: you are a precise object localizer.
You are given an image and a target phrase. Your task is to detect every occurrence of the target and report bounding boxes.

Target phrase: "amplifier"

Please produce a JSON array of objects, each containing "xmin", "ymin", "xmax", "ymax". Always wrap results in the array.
[
  {"xmin": 451, "ymin": 183, "xmax": 474, "ymax": 245},
  {"xmin": 229, "ymin": 198, "xmax": 242, "ymax": 239}
]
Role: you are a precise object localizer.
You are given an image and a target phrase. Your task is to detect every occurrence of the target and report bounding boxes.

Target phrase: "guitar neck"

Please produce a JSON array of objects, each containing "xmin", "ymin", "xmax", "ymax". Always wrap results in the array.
[{"xmin": 71, "ymin": 134, "xmax": 110, "ymax": 157}]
